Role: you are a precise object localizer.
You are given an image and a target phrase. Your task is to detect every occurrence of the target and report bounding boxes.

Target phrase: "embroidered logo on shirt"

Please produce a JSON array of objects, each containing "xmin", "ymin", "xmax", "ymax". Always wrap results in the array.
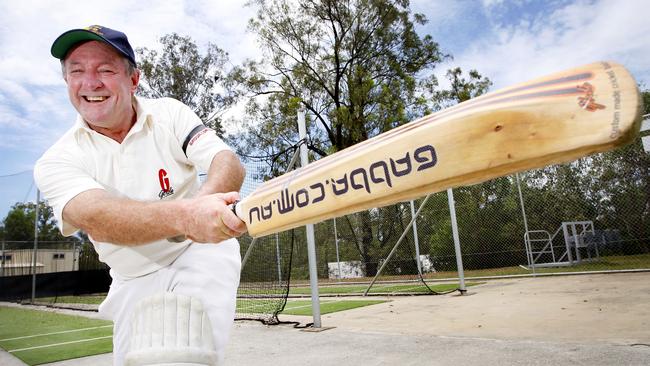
[{"xmin": 158, "ymin": 169, "xmax": 174, "ymax": 199}]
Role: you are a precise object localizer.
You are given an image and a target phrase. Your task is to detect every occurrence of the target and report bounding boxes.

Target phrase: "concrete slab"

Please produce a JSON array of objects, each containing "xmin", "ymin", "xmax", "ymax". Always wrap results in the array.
[
  {"xmin": 0, "ymin": 349, "xmax": 27, "ymax": 366},
  {"xmin": 316, "ymin": 272, "xmax": 650, "ymax": 345},
  {"xmin": 225, "ymin": 322, "xmax": 650, "ymax": 366}
]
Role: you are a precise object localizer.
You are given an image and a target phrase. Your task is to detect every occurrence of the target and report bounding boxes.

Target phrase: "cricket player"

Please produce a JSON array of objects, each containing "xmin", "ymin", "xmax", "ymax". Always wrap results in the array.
[{"xmin": 34, "ymin": 25, "xmax": 246, "ymax": 365}]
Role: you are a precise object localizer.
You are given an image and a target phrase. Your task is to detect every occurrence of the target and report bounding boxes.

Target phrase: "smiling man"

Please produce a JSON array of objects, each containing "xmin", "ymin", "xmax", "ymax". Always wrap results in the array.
[{"xmin": 34, "ymin": 25, "xmax": 247, "ymax": 366}]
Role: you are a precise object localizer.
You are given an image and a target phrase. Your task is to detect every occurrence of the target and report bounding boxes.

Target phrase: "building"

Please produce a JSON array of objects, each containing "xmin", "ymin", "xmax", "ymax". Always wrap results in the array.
[{"xmin": 0, "ymin": 248, "xmax": 79, "ymax": 276}]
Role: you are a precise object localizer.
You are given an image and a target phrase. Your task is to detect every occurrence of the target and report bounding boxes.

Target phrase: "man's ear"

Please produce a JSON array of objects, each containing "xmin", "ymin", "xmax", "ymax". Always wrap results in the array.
[
  {"xmin": 62, "ymin": 63, "xmax": 69, "ymax": 84},
  {"xmin": 130, "ymin": 69, "xmax": 140, "ymax": 93}
]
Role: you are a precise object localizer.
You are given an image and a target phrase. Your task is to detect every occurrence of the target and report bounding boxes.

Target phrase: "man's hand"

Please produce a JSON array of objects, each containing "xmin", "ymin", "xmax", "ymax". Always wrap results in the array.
[{"xmin": 182, "ymin": 191, "xmax": 247, "ymax": 243}]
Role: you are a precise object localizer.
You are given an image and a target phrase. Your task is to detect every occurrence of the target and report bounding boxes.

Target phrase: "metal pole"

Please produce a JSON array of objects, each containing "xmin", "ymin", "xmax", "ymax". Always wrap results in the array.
[
  {"xmin": 275, "ymin": 233, "xmax": 282, "ymax": 285},
  {"xmin": 31, "ymin": 189, "xmax": 40, "ymax": 303},
  {"xmin": 410, "ymin": 201, "xmax": 422, "ymax": 274},
  {"xmin": 516, "ymin": 173, "xmax": 535, "ymax": 275},
  {"xmin": 447, "ymin": 189, "xmax": 466, "ymax": 292},
  {"xmin": 241, "ymin": 237, "xmax": 258, "ymax": 269},
  {"xmin": 74, "ymin": 242, "xmax": 80, "ymax": 271},
  {"xmin": 333, "ymin": 218, "xmax": 341, "ymax": 280},
  {"xmin": 298, "ymin": 108, "xmax": 321, "ymax": 327},
  {"xmin": 1, "ymin": 239, "xmax": 5, "ymax": 278},
  {"xmin": 562, "ymin": 223, "xmax": 574, "ymax": 264},
  {"xmin": 515, "ymin": 173, "xmax": 530, "ymax": 233}
]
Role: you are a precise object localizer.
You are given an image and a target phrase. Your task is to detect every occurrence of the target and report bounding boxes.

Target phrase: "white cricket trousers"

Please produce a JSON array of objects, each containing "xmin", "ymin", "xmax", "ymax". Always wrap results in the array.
[{"xmin": 98, "ymin": 239, "xmax": 241, "ymax": 366}]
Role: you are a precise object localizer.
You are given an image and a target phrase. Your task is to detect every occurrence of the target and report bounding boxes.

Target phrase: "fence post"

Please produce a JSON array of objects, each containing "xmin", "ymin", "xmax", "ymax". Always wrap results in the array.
[
  {"xmin": 410, "ymin": 200, "xmax": 422, "ymax": 274},
  {"xmin": 333, "ymin": 218, "xmax": 341, "ymax": 280},
  {"xmin": 1, "ymin": 239, "xmax": 5, "ymax": 278},
  {"xmin": 31, "ymin": 189, "xmax": 40, "ymax": 303},
  {"xmin": 447, "ymin": 188, "xmax": 466, "ymax": 293},
  {"xmin": 275, "ymin": 233, "xmax": 282, "ymax": 285}
]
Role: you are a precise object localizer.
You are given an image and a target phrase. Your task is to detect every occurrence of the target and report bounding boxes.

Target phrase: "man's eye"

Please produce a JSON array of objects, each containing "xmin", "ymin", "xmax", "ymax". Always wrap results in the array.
[
  {"xmin": 99, "ymin": 69, "xmax": 115, "ymax": 74},
  {"xmin": 69, "ymin": 69, "xmax": 82, "ymax": 74}
]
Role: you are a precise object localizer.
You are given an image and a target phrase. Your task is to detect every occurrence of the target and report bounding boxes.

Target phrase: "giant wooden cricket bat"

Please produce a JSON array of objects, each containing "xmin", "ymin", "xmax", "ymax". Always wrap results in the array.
[{"xmin": 233, "ymin": 61, "xmax": 643, "ymax": 237}]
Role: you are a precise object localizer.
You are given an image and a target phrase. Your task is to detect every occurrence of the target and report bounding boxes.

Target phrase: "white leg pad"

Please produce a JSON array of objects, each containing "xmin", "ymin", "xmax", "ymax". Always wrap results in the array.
[{"xmin": 125, "ymin": 293, "xmax": 218, "ymax": 366}]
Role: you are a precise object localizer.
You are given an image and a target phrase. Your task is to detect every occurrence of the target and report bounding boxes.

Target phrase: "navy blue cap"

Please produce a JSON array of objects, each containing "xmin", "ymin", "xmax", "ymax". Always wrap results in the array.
[{"xmin": 51, "ymin": 25, "xmax": 136, "ymax": 66}]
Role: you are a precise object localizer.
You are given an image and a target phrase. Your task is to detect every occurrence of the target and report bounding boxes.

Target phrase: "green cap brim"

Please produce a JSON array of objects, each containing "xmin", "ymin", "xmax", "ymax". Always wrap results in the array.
[{"xmin": 50, "ymin": 30, "xmax": 107, "ymax": 59}]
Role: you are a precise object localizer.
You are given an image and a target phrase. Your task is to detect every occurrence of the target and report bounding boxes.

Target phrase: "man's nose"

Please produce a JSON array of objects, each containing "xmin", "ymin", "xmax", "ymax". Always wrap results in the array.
[{"xmin": 82, "ymin": 72, "xmax": 103, "ymax": 89}]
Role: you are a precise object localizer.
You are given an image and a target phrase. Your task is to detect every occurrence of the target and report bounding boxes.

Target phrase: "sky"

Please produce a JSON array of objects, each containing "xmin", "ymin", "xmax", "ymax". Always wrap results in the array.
[{"xmin": 0, "ymin": 0, "xmax": 648, "ymax": 221}]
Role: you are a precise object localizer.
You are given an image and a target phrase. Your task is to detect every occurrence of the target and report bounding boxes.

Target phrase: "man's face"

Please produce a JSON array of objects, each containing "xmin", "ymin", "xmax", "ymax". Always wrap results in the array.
[{"xmin": 63, "ymin": 41, "xmax": 139, "ymax": 130}]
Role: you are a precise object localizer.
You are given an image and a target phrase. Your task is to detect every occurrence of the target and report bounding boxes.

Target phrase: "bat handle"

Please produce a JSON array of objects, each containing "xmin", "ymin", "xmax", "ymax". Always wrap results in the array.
[{"xmin": 229, "ymin": 200, "xmax": 242, "ymax": 220}]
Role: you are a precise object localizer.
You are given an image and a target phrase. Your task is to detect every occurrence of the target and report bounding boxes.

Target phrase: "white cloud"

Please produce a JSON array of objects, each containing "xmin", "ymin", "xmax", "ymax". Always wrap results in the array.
[{"xmin": 447, "ymin": 0, "xmax": 650, "ymax": 89}]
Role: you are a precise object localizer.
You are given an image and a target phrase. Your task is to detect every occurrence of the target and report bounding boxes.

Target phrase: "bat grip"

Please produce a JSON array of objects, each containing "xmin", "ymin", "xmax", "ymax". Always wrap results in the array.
[
  {"xmin": 229, "ymin": 200, "xmax": 242, "ymax": 220},
  {"xmin": 169, "ymin": 200, "xmax": 242, "ymax": 242}
]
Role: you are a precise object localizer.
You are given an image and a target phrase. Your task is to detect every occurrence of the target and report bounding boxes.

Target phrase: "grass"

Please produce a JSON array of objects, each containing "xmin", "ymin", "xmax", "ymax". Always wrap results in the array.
[
  {"xmin": 34, "ymin": 295, "xmax": 106, "ymax": 305},
  {"xmin": 34, "ymin": 283, "xmax": 469, "ymax": 309},
  {"xmin": 281, "ymin": 299, "xmax": 387, "ymax": 316},
  {"xmin": 421, "ymin": 253, "xmax": 650, "ymax": 279},
  {"xmin": 0, "ymin": 306, "xmax": 113, "ymax": 365},
  {"xmin": 289, "ymin": 282, "xmax": 470, "ymax": 296}
]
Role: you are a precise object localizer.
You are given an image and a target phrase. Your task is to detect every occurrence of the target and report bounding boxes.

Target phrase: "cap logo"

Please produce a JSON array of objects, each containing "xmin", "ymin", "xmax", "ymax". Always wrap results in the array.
[{"xmin": 84, "ymin": 25, "xmax": 104, "ymax": 35}]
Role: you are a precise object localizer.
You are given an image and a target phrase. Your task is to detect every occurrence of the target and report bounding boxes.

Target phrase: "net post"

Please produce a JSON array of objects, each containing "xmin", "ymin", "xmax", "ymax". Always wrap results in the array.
[
  {"xmin": 447, "ymin": 188, "xmax": 466, "ymax": 293},
  {"xmin": 516, "ymin": 173, "xmax": 535, "ymax": 275},
  {"xmin": 410, "ymin": 200, "xmax": 422, "ymax": 274},
  {"xmin": 298, "ymin": 107, "xmax": 321, "ymax": 328},
  {"xmin": 333, "ymin": 218, "xmax": 341, "ymax": 280},
  {"xmin": 1, "ymin": 239, "xmax": 5, "ymax": 278}
]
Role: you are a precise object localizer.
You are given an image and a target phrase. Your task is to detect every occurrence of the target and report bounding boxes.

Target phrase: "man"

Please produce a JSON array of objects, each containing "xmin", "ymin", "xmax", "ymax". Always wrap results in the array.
[{"xmin": 34, "ymin": 25, "xmax": 247, "ymax": 365}]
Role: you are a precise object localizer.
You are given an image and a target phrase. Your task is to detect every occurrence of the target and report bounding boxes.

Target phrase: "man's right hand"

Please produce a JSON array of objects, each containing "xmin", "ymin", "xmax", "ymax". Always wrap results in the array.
[{"xmin": 182, "ymin": 191, "xmax": 248, "ymax": 244}]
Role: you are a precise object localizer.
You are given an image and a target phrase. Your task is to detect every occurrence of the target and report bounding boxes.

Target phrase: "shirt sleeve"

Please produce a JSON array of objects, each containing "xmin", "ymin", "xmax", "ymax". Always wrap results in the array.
[
  {"xmin": 34, "ymin": 145, "xmax": 104, "ymax": 236},
  {"xmin": 168, "ymin": 98, "xmax": 232, "ymax": 172}
]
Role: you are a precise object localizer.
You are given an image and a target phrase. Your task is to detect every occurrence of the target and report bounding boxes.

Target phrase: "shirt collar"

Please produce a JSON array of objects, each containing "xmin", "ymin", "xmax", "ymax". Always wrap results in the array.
[
  {"xmin": 129, "ymin": 96, "xmax": 153, "ymax": 134},
  {"xmin": 72, "ymin": 96, "xmax": 153, "ymax": 138}
]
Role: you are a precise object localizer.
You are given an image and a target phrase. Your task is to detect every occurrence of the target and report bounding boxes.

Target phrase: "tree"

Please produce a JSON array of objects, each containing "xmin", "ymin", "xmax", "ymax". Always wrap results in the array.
[
  {"xmin": 136, "ymin": 33, "xmax": 238, "ymax": 136},
  {"xmin": 432, "ymin": 67, "xmax": 492, "ymax": 109},
  {"xmin": 1, "ymin": 202, "xmax": 70, "ymax": 245},
  {"xmin": 230, "ymin": 0, "xmax": 449, "ymax": 162}
]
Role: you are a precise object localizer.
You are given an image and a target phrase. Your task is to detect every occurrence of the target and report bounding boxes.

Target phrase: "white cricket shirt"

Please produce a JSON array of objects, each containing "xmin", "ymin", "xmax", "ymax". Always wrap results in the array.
[{"xmin": 34, "ymin": 97, "xmax": 232, "ymax": 278}]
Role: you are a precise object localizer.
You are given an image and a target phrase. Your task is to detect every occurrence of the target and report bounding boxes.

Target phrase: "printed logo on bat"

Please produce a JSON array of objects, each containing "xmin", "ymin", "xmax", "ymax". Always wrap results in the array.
[
  {"xmin": 576, "ymin": 82, "xmax": 605, "ymax": 112},
  {"xmin": 247, "ymin": 144, "xmax": 438, "ymax": 224}
]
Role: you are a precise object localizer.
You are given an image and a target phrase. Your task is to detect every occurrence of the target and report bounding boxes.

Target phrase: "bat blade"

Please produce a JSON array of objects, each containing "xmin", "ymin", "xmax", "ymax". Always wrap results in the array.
[{"xmin": 237, "ymin": 61, "xmax": 643, "ymax": 237}]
